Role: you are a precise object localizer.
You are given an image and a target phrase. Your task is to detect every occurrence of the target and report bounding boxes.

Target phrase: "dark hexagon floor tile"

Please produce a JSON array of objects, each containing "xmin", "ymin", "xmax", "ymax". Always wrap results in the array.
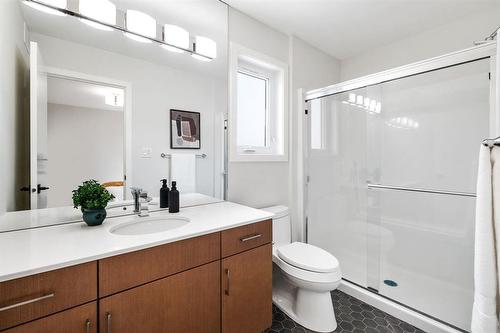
[{"xmin": 265, "ymin": 290, "xmax": 428, "ymax": 333}]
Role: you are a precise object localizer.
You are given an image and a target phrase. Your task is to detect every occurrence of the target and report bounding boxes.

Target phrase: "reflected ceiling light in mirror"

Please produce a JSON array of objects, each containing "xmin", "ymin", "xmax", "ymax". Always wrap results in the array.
[
  {"xmin": 192, "ymin": 36, "xmax": 216, "ymax": 62},
  {"xmin": 23, "ymin": 0, "xmax": 67, "ymax": 16},
  {"xmin": 125, "ymin": 10, "xmax": 156, "ymax": 43},
  {"xmin": 79, "ymin": 0, "xmax": 116, "ymax": 31},
  {"xmin": 161, "ymin": 25, "xmax": 189, "ymax": 53}
]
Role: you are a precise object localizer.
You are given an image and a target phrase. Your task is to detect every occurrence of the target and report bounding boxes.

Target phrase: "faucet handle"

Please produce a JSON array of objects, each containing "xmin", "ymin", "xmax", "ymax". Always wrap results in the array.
[{"xmin": 130, "ymin": 187, "xmax": 142, "ymax": 195}]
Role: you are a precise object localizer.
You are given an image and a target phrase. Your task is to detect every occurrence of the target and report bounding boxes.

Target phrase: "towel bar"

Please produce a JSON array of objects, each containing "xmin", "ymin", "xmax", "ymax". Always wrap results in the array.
[{"xmin": 160, "ymin": 153, "xmax": 207, "ymax": 159}]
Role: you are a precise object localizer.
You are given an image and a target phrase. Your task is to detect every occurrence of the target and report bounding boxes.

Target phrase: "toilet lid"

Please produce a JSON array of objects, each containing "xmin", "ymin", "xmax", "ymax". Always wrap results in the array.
[{"xmin": 277, "ymin": 242, "xmax": 339, "ymax": 273}]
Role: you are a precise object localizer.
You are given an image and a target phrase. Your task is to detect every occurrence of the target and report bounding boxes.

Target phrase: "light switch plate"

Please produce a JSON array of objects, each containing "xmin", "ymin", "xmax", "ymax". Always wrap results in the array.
[{"xmin": 141, "ymin": 147, "xmax": 153, "ymax": 158}]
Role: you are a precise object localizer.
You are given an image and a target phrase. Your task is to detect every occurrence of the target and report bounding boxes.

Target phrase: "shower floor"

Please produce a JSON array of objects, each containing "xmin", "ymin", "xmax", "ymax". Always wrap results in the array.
[{"xmin": 266, "ymin": 290, "xmax": 426, "ymax": 333}]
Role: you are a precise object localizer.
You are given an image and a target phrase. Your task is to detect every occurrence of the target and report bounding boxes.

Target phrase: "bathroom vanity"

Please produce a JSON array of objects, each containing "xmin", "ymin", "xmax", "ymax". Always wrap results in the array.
[{"xmin": 0, "ymin": 202, "xmax": 273, "ymax": 333}]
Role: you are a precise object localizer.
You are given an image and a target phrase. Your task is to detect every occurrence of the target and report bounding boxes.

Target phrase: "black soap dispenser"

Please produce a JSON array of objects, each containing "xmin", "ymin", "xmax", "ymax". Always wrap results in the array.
[
  {"xmin": 160, "ymin": 179, "xmax": 170, "ymax": 208},
  {"xmin": 168, "ymin": 181, "xmax": 180, "ymax": 213}
]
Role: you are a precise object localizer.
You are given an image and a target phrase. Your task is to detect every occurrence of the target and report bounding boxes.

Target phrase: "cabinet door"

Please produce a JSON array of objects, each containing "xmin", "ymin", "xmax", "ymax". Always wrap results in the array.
[
  {"xmin": 222, "ymin": 244, "xmax": 272, "ymax": 333},
  {"xmin": 99, "ymin": 261, "xmax": 220, "ymax": 333},
  {"xmin": 4, "ymin": 302, "xmax": 97, "ymax": 333}
]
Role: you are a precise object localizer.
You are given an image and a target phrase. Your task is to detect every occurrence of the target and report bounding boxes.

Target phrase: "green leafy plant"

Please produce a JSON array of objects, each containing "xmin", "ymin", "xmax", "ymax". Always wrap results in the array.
[{"xmin": 72, "ymin": 180, "xmax": 115, "ymax": 210}]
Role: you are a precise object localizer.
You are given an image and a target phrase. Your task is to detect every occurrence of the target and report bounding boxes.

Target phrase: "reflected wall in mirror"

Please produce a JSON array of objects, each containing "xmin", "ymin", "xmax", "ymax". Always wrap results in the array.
[{"xmin": 0, "ymin": 0, "xmax": 228, "ymax": 229}]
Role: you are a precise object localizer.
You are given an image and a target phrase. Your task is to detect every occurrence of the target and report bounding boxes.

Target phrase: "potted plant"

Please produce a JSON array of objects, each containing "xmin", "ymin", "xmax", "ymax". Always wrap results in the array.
[{"xmin": 72, "ymin": 180, "xmax": 115, "ymax": 226}]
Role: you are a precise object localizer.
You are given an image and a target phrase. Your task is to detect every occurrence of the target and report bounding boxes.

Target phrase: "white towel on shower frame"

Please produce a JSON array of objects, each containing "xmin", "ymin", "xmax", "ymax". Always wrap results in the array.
[{"xmin": 472, "ymin": 146, "xmax": 500, "ymax": 333}]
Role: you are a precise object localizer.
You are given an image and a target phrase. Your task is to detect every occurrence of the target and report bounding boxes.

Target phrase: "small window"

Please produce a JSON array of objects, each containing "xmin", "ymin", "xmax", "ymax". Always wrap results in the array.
[
  {"xmin": 236, "ymin": 71, "xmax": 268, "ymax": 148},
  {"xmin": 230, "ymin": 43, "xmax": 288, "ymax": 162}
]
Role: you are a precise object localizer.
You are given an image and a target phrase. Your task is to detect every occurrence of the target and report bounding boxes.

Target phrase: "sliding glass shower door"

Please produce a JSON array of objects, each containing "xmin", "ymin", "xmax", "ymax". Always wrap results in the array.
[{"xmin": 306, "ymin": 58, "xmax": 491, "ymax": 331}]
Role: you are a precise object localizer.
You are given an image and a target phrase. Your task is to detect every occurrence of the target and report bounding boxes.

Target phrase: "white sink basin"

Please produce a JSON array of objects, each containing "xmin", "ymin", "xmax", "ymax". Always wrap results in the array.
[{"xmin": 110, "ymin": 216, "xmax": 190, "ymax": 236}]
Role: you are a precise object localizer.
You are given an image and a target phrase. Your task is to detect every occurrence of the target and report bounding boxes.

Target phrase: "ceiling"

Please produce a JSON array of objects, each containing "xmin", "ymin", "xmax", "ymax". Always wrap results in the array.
[
  {"xmin": 224, "ymin": 0, "xmax": 499, "ymax": 60},
  {"xmin": 47, "ymin": 76, "xmax": 124, "ymax": 112}
]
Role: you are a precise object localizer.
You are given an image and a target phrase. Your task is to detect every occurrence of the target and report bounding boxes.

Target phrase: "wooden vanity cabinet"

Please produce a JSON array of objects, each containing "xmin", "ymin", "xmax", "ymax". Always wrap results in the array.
[
  {"xmin": 1, "ymin": 220, "xmax": 272, "ymax": 333},
  {"xmin": 222, "ymin": 244, "xmax": 272, "ymax": 333},
  {"xmin": 0, "ymin": 262, "xmax": 97, "ymax": 331},
  {"xmin": 221, "ymin": 221, "xmax": 273, "ymax": 333},
  {"xmin": 99, "ymin": 262, "xmax": 220, "ymax": 333},
  {"xmin": 3, "ymin": 302, "xmax": 97, "ymax": 333}
]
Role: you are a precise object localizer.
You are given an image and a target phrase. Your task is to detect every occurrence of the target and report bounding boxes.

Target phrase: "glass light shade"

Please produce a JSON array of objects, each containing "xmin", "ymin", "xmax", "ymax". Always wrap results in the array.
[
  {"xmin": 79, "ymin": 0, "xmax": 116, "ymax": 31},
  {"xmin": 162, "ymin": 25, "xmax": 189, "ymax": 53},
  {"xmin": 194, "ymin": 36, "xmax": 216, "ymax": 59},
  {"xmin": 125, "ymin": 10, "xmax": 156, "ymax": 43},
  {"xmin": 24, "ymin": 0, "xmax": 67, "ymax": 16}
]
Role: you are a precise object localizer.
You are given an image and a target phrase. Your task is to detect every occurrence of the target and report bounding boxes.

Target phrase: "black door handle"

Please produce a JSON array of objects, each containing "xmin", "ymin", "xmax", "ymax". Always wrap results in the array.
[
  {"xmin": 20, "ymin": 186, "xmax": 36, "ymax": 193},
  {"xmin": 37, "ymin": 184, "xmax": 50, "ymax": 194}
]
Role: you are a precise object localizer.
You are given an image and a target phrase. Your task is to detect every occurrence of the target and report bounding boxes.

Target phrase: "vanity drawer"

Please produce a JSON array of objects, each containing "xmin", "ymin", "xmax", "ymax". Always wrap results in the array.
[
  {"xmin": 3, "ymin": 302, "xmax": 97, "ymax": 333},
  {"xmin": 99, "ymin": 232, "xmax": 221, "ymax": 297},
  {"xmin": 221, "ymin": 220, "xmax": 272, "ymax": 257},
  {"xmin": 0, "ymin": 262, "xmax": 97, "ymax": 331}
]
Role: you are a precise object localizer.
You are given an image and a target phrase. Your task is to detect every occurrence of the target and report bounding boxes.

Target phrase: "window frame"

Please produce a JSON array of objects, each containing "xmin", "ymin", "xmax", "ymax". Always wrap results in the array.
[
  {"xmin": 236, "ymin": 69, "xmax": 270, "ymax": 151},
  {"xmin": 229, "ymin": 43, "xmax": 288, "ymax": 162}
]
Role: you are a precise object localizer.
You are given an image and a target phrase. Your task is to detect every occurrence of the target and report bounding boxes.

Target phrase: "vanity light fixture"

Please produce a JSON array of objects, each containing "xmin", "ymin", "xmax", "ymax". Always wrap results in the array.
[
  {"xmin": 125, "ymin": 10, "xmax": 156, "ymax": 43},
  {"xmin": 23, "ymin": 0, "xmax": 216, "ymax": 61},
  {"xmin": 192, "ymin": 36, "xmax": 217, "ymax": 62},
  {"xmin": 79, "ymin": 0, "xmax": 116, "ymax": 31},
  {"xmin": 23, "ymin": 0, "xmax": 67, "ymax": 16},
  {"xmin": 162, "ymin": 25, "xmax": 189, "ymax": 53}
]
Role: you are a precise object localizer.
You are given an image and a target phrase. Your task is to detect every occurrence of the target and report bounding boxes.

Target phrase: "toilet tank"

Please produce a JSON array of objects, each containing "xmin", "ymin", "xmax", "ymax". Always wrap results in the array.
[{"xmin": 261, "ymin": 206, "xmax": 291, "ymax": 246}]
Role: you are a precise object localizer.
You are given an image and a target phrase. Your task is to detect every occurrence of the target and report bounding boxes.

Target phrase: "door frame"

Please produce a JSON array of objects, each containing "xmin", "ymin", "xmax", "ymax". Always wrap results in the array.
[{"xmin": 44, "ymin": 66, "xmax": 133, "ymax": 200}]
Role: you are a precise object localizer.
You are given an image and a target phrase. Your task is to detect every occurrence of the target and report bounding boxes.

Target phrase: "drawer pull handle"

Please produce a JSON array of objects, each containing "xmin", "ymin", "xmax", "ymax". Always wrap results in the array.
[
  {"xmin": 106, "ymin": 312, "xmax": 112, "ymax": 333},
  {"xmin": 240, "ymin": 234, "xmax": 262, "ymax": 242},
  {"xmin": 85, "ymin": 319, "xmax": 91, "ymax": 333},
  {"xmin": 0, "ymin": 292, "xmax": 55, "ymax": 312},
  {"xmin": 225, "ymin": 269, "xmax": 230, "ymax": 296}
]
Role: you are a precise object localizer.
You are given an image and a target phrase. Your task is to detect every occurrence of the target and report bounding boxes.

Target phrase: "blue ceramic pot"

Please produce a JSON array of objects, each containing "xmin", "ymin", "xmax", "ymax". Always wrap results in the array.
[{"xmin": 82, "ymin": 208, "xmax": 107, "ymax": 226}]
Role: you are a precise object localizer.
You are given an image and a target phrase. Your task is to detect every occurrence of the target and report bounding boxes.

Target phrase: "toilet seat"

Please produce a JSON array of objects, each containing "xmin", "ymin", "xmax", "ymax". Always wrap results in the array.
[
  {"xmin": 272, "ymin": 244, "xmax": 341, "ymax": 284},
  {"xmin": 277, "ymin": 242, "xmax": 339, "ymax": 273}
]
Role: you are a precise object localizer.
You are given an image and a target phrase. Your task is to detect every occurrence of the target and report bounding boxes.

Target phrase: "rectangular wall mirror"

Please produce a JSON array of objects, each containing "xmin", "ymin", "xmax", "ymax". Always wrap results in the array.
[{"xmin": 0, "ymin": 0, "xmax": 228, "ymax": 231}]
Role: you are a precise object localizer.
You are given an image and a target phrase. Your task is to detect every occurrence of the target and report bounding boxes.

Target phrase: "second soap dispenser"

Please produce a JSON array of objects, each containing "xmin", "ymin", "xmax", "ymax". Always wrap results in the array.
[
  {"xmin": 168, "ymin": 181, "xmax": 180, "ymax": 213},
  {"xmin": 160, "ymin": 179, "xmax": 170, "ymax": 208}
]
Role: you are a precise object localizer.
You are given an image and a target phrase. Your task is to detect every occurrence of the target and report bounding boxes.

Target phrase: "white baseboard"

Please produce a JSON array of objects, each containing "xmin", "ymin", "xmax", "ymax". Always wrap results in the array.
[{"xmin": 338, "ymin": 280, "xmax": 465, "ymax": 333}]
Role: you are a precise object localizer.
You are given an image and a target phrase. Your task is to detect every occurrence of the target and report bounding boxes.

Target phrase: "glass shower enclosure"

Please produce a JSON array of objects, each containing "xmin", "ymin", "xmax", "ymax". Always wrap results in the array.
[{"xmin": 305, "ymin": 46, "xmax": 496, "ymax": 331}]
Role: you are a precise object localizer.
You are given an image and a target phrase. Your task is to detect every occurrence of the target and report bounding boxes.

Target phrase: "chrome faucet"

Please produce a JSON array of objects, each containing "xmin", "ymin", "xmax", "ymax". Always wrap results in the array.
[{"xmin": 131, "ymin": 187, "xmax": 151, "ymax": 217}]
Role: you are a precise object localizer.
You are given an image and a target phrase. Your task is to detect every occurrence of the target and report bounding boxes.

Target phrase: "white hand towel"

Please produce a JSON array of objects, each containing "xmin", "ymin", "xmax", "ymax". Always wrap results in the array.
[
  {"xmin": 170, "ymin": 154, "xmax": 196, "ymax": 194},
  {"xmin": 472, "ymin": 146, "xmax": 500, "ymax": 333}
]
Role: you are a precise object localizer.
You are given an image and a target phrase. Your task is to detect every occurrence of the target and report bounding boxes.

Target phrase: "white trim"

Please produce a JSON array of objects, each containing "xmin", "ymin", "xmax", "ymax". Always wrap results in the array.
[
  {"xmin": 229, "ymin": 42, "xmax": 289, "ymax": 162},
  {"xmin": 339, "ymin": 281, "xmax": 463, "ymax": 333},
  {"xmin": 305, "ymin": 41, "xmax": 496, "ymax": 101},
  {"xmin": 43, "ymin": 66, "xmax": 133, "ymax": 199}
]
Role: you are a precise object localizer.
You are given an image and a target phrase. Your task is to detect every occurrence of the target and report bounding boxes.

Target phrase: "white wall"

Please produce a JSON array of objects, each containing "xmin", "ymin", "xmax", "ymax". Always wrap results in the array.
[
  {"xmin": 0, "ymin": 0, "xmax": 30, "ymax": 214},
  {"xmin": 33, "ymin": 33, "xmax": 225, "ymax": 200},
  {"xmin": 47, "ymin": 103, "xmax": 124, "ymax": 207},
  {"xmin": 227, "ymin": 8, "xmax": 290, "ymax": 208},
  {"xmin": 289, "ymin": 36, "xmax": 341, "ymax": 241},
  {"xmin": 341, "ymin": 6, "xmax": 500, "ymax": 80},
  {"xmin": 227, "ymin": 9, "xmax": 341, "ymax": 243}
]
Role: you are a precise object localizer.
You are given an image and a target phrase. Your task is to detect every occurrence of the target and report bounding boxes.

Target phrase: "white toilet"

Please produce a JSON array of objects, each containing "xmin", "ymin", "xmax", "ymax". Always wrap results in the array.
[{"xmin": 262, "ymin": 206, "xmax": 342, "ymax": 333}]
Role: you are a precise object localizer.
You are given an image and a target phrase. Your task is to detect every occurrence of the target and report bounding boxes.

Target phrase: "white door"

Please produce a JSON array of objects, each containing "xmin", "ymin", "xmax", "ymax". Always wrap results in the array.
[{"xmin": 29, "ymin": 41, "xmax": 48, "ymax": 209}]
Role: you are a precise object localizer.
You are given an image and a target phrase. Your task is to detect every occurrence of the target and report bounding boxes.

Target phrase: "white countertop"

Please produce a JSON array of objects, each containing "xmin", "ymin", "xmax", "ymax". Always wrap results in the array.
[
  {"xmin": 0, "ymin": 201, "xmax": 273, "ymax": 282},
  {"xmin": 0, "ymin": 193, "xmax": 223, "ymax": 233}
]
